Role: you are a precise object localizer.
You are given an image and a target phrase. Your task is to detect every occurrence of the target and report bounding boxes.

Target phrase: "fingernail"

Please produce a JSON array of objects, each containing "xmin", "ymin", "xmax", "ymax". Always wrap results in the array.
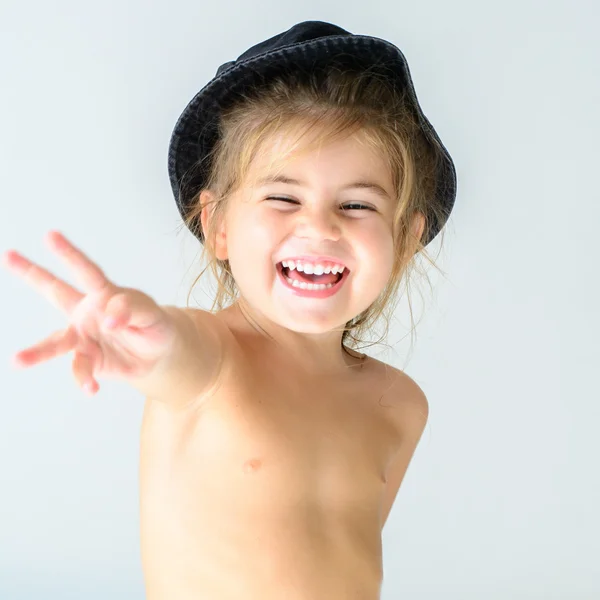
[{"xmin": 83, "ymin": 381, "xmax": 95, "ymax": 395}]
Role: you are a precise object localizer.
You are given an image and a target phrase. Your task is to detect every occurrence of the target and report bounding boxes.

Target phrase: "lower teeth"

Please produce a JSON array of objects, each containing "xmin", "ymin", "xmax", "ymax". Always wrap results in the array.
[{"xmin": 283, "ymin": 274, "xmax": 337, "ymax": 290}]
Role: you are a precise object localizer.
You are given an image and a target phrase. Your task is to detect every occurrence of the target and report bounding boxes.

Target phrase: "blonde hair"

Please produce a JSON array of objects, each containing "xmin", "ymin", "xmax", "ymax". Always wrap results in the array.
[{"xmin": 177, "ymin": 64, "xmax": 449, "ymax": 358}]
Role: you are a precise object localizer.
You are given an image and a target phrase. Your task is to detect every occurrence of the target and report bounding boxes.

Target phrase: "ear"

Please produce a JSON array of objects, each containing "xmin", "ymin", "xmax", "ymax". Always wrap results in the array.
[
  {"xmin": 402, "ymin": 211, "xmax": 426, "ymax": 261},
  {"xmin": 200, "ymin": 190, "xmax": 228, "ymax": 261},
  {"xmin": 411, "ymin": 211, "xmax": 426, "ymax": 243}
]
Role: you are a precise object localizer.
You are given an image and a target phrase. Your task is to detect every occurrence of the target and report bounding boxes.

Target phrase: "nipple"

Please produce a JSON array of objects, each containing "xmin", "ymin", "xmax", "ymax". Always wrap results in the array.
[{"xmin": 243, "ymin": 458, "xmax": 262, "ymax": 473}]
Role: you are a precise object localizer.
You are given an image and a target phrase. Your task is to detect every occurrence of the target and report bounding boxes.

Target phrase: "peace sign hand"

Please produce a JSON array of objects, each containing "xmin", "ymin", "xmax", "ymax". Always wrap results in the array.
[{"xmin": 3, "ymin": 231, "xmax": 180, "ymax": 396}]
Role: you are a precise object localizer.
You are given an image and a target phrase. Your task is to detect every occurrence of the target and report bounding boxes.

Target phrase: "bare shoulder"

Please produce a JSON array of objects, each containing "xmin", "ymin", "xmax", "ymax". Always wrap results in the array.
[
  {"xmin": 366, "ymin": 358, "xmax": 429, "ymax": 433},
  {"xmin": 180, "ymin": 306, "xmax": 219, "ymax": 326},
  {"xmin": 373, "ymin": 361, "xmax": 429, "ymax": 528},
  {"xmin": 178, "ymin": 306, "xmax": 239, "ymax": 374},
  {"xmin": 180, "ymin": 307, "xmax": 234, "ymax": 345}
]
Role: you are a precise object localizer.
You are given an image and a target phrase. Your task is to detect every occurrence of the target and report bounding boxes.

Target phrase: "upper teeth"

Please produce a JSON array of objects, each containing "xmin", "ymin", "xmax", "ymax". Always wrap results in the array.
[{"xmin": 281, "ymin": 260, "xmax": 346, "ymax": 275}]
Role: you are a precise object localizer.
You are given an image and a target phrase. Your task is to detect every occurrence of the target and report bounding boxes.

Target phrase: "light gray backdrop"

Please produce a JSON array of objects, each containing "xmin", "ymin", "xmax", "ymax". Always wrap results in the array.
[{"xmin": 1, "ymin": 0, "xmax": 598, "ymax": 598}]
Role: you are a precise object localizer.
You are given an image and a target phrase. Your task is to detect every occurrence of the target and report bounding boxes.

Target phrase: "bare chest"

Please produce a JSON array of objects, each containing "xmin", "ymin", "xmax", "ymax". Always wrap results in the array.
[
  {"xmin": 140, "ymin": 345, "xmax": 400, "ymax": 516},
  {"xmin": 216, "ymin": 366, "xmax": 394, "ymax": 498},
  {"xmin": 138, "ymin": 341, "xmax": 402, "ymax": 598}
]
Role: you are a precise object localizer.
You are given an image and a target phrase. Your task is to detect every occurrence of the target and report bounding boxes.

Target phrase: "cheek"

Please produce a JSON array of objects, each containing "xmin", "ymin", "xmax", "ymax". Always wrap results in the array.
[
  {"xmin": 356, "ymin": 219, "xmax": 394, "ymax": 256},
  {"xmin": 243, "ymin": 214, "xmax": 281, "ymax": 264},
  {"xmin": 353, "ymin": 227, "xmax": 395, "ymax": 284},
  {"xmin": 224, "ymin": 208, "xmax": 279, "ymax": 282},
  {"xmin": 228, "ymin": 205, "xmax": 277, "ymax": 247}
]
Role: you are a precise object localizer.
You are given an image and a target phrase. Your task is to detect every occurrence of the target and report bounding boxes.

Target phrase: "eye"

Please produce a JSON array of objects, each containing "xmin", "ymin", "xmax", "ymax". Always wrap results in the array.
[
  {"xmin": 266, "ymin": 197, "xmax": 374, "ymax": 211},
  {"xmin": 342, "ymin": 203, "xmax": 373, "ymax": 211}
]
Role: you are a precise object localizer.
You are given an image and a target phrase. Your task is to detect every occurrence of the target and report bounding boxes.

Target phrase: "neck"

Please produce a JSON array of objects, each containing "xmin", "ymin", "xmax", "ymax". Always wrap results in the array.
[{"xmin": 221, "ymin": 300, "xmax": 366, "ymax": 376}]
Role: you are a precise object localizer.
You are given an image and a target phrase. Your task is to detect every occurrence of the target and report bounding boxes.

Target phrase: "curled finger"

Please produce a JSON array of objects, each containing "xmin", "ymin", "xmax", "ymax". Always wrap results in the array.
[
  {"xmin": 102, "ymin": 292, "xmax": 131, "ymax": 329},
  {"xmin": 103, "ymin": 289, "xmax": 163, "ymax": 330},
  {"xmin": 72, "ymin": 351, "xmax": 98, "ymax": 395}
]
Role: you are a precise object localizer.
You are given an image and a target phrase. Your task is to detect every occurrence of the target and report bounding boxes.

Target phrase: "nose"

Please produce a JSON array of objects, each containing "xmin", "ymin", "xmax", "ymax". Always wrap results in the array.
[{"xmin": 294, "ymin": 206, "xmax": 342, "ymax": 242}]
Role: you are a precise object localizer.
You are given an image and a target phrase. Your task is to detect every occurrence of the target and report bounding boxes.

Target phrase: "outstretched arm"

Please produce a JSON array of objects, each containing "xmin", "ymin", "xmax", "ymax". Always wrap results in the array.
[{"xmin": 3, "ymin": 230, "xmax": 224, "ymax": 411}]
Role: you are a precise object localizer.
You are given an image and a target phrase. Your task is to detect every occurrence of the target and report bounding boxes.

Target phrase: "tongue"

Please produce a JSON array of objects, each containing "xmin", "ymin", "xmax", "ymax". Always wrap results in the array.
[{"xmin": 285, "ymin": 267, "xmax": 340, "ymax": 285}]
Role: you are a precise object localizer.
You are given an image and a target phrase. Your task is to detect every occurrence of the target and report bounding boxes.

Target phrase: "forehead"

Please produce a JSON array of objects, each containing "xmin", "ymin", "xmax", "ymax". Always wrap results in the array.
[{"xmin": 245, "ymin": 124, "xmax": 391, "ymax": 183}]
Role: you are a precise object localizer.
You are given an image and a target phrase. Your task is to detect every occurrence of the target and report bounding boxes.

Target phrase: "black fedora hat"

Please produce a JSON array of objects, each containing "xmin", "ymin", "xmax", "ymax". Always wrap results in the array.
[{"xmin": 167, "ymin": 20, "xmax": 457, "ymax": 247}]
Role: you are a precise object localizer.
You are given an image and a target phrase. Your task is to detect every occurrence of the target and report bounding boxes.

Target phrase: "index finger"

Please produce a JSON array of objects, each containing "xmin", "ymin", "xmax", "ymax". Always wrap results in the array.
[
  {"xmin": 46, "ymin": 230, "xmax": 113, "ymax": 293},
  {"xmin": 2, "ymin": 249, "xmax": 82, "ymax": 314}
]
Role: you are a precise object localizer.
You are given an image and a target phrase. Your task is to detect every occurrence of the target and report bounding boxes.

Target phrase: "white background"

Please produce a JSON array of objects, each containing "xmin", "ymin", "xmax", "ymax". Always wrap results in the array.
[{"xmin": 1, "ymin": 0, "xmax": 598, "ymax": 598}]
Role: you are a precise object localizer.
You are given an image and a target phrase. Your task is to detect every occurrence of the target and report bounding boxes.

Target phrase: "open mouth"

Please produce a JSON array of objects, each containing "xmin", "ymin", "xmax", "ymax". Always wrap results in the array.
[
  {"xmin": 277, "ymin": 262, "xmax": 344, "ymax": 284},
  {"xmin": 275, "ymin": 262, "xmax": 349, "ymax": 297}
]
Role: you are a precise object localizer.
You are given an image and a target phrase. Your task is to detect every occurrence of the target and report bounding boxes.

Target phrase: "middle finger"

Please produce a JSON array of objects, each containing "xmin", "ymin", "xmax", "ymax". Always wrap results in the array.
[{"xmin": 46, "ymin": 231, "xmax": 114, "ymax": 293}]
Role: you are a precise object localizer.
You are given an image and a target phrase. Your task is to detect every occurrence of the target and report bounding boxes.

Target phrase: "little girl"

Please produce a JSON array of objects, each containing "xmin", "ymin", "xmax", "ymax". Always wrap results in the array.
[{"xmin": 4, "ymin": 21, "xmax": 456, "ymax": 600}]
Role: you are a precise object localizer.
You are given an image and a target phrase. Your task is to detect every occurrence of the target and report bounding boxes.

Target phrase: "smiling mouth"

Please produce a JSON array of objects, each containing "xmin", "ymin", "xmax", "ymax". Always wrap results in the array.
[{"xmin": 276, "ymin": 262, "xmax": 345, "ymax": 285}]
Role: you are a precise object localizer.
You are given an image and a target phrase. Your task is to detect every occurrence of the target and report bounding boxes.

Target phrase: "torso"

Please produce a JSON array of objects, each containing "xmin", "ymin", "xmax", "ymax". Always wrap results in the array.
[{"xmin": 139, "ymin": 309, "xmax": 411, "ymax": 600}]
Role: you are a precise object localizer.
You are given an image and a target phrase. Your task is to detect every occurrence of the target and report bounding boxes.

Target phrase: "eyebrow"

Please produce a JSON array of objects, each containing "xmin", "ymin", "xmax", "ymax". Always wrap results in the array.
[{"xmin": 256, "ymin": 174, "xmax": 392, "ymax": 201}]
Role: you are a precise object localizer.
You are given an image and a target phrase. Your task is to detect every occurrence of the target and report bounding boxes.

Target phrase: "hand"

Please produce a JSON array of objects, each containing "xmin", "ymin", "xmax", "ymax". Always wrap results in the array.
[{"xmin": 2, "ymin": 231, "xmax": 179, "ymax": 396}]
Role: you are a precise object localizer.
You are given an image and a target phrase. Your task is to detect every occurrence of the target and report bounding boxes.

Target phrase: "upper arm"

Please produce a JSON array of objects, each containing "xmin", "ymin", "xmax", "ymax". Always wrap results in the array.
[
  {"xmin": 380, "ymin": 376, "xmax": 429, "ymax": 530},
  {"xmin": 139, "ymin": 306, "xmax": 226, "ymax": 409},
  {"xmin": 176, "ymin": 306, "xmax": 228, "ymax": 399}
]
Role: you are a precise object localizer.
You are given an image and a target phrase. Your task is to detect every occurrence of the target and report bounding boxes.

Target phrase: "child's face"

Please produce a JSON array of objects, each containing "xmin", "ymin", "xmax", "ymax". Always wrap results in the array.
[{"xmin": 210, "ymin": 130, "xmax": 396, "ymax": 335}]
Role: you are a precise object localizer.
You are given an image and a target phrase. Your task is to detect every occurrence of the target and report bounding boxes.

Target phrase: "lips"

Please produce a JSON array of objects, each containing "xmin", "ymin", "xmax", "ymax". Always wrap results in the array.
[{"xmin": 275, "ymin": 261, "xmax": 349, "ymax": 299}]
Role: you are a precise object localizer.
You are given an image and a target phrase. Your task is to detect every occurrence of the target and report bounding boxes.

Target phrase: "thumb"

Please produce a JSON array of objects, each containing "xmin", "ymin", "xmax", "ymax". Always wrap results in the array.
[{"xmin": 102, "ymin": 288, "xmax": 163, "ymax": 330}]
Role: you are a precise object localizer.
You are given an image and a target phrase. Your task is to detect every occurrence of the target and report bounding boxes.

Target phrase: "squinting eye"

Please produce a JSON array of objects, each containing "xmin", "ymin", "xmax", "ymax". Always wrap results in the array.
[
  {"xmin": 266, "ymin": 197, "xmax": 374, "ymax": 211},
  {"xmin": 342, "ymin": 203, "xmax": 372, "ymax": 211}
]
